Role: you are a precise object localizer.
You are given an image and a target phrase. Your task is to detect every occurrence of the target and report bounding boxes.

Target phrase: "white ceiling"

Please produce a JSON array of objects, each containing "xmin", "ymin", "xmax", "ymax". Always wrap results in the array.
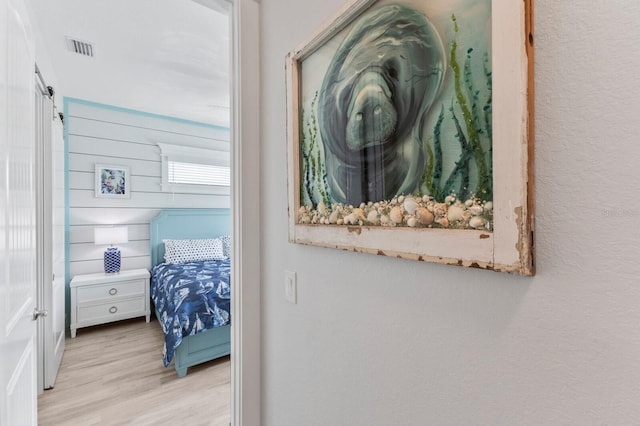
[{"xmin": 30, "ymin": 0, "xmax": 231, "ymax": 127}]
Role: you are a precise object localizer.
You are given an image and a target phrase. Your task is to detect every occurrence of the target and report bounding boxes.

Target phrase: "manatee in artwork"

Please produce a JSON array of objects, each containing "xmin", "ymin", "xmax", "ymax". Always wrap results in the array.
[{"xmin": 317, "ymin": 4, "xmax": 445, "ymax": 205}]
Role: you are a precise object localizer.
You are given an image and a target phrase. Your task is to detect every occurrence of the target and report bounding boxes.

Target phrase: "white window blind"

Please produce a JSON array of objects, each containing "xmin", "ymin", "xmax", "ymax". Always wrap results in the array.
[
  {"xmin": 157, "ymin": 142, "xmax": 231, "ymax": 195},
  {"xmin": 168, "ymin": 161, "xmax": 230, "ymax": 186}
]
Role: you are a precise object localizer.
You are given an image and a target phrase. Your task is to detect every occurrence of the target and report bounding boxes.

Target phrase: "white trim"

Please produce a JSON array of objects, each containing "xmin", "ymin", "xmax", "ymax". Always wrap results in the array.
[
  {"xmin": 161, "ymin": 182, "xmax": 231, "ymax": 195},
  {"xmin": 157, "ymin": 142, "xmax": 230, "ymax": 167},
  {"xmin": 231, "ymin": 0, "xmax": 261, "ymax": 425}
]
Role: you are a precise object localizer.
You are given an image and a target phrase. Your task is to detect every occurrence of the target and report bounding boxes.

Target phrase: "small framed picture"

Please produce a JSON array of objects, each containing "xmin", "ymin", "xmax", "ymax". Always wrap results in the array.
[{"xmin": 95, "ymin": 164, "xmax": 130, "ymax": 199}]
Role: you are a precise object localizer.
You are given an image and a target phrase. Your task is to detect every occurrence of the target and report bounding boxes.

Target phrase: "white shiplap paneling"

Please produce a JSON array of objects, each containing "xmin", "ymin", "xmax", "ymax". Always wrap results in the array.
[
  {"xmin": 69, "ymin": 171, "xmax": 160, "ymax": 193},
  {"xmin": 68, "ymin": 116, "xmax": 231, "ymax": 152},
  {"xmin": 68, "ymin": 152, "xmax": 160, "ymax": 176},
  {"xmin": 69, "ymin": 135, "xmax": 161, "ymax": 161},
  {"xmin": 70, "ymin": 240, "xmax": 149, "ymax": 262},
  {"xmin": 70, "ymin": 257, "xmax": 151, "ymax": 277},
  {"xmin": 67, "ymin": 99, "xmax": 230, "ymax": 278},
  {"xmin": 68, "ymin": 189, "xmax": 228, "ymax": 209},
  {"xmin": 69, "ymin": 224, "xmax": 149, "ymax": 244},
  {"xmin": 69, "ymin": 208, "xmax": 163, "ymax": 226},
  {"xmin": 67, "ymin": 101, "xmax": 230, "ymax": 141}
]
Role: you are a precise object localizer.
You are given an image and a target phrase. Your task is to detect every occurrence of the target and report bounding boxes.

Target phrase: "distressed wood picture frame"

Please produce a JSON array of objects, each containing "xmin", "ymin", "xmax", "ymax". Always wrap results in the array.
[{"xmin": 286, "ymin": 0, "xmax": 534, "ymax": 275}]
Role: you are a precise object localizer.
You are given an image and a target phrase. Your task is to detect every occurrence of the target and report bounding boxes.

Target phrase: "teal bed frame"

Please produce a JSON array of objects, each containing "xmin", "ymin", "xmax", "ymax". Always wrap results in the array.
[{"xmin": 150, "ymin": 208, "xmax": 231, "ymax": 377}]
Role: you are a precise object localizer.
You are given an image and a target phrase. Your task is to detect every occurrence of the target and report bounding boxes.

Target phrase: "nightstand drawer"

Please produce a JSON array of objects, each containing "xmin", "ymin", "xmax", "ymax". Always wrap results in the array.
[
  {"xmin": 77, "ymin": 297, "xmax": 146, "ymax": 323},
  {"xmin": 76, "ymin": 279, "xmax": 146, "ymax": 303},
  {"xmin": 70, "ymin": 269, "xmax": 151, "ymax": 337}
]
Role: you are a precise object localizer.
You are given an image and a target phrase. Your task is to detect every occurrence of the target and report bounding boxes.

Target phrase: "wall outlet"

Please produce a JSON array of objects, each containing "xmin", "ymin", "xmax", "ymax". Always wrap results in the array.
[{"xmin": 284, "ymin": 270, "xmax": 297, "ymax": 304}]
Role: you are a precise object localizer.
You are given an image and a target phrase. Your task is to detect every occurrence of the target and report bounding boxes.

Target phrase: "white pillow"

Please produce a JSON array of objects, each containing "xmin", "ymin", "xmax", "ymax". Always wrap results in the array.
[{"xmin": 163, "ymin": 238, "xmax": 225, "ymax": 263}]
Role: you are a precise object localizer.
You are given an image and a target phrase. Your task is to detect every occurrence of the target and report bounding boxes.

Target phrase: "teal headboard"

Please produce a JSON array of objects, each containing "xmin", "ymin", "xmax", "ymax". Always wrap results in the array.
[{"xmin": 149, "ymin": 208, "xmax": 231, "ymax": 268}]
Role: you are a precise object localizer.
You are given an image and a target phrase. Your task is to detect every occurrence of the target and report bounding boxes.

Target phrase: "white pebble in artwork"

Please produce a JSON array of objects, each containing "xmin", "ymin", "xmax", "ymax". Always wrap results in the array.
[
  {"xmin": 319, "ymin": 201, "xmax": 329, "ymax": 215},
  {"xmin": 352, "ymin": 208, "xmax": 366, "ymax": 221},
  {"xmin": 415, "ymin": 207, "xmax": 434, "ymax": 226},
  {"xmin": 469, "ymin": 205, "xmax": 484, "ymax": 216},
  {"xmin": 447, "ymin": 205, "xmax": 464, "ymax": 222},
  {"xmin": 469, "ymin": 216, "xmax": 485, "ymax": 229},
  {"xmin": 297, "ymin": 192, "xmax": 493, "ymax": 231},
  {"xmin": 329, "ymin": 210, "xmax": 339, "ymax": 224},
  {"xmin": 389, "ymin": 206, "xmax": 404, "ymax": 224},
  {"xmin": 403, "ymin": 197, "xmax": 419, "ymax": 215},
  {"xmin": 367, "ymin": 210, "xmax": 379, "ymax": 225}
]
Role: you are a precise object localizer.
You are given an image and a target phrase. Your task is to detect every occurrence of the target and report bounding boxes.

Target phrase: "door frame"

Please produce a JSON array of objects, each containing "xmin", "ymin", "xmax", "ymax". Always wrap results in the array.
[{"xmin": 230, "ymin": 0, "xmax": 261, "ymax": 425}]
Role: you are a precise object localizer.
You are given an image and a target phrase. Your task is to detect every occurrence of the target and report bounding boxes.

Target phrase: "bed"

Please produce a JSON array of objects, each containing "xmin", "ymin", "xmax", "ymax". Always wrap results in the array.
[{"xmin": 149, "ymin": 208, "xmax": 231, "ymax": 377}]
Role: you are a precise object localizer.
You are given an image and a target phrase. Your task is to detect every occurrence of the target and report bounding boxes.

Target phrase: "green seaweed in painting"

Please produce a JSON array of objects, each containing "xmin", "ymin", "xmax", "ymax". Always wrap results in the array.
[
  {"xmin": 300, "ymin": 91, "xmax": 332, "ymax": 208},
  {"xmin": 422, "ymin": 14, "xmax": 492, "ymax": 202},
  {"xmin": 482, "ymin": 52, "xmax": 493, "ymax": 165},
  {"xmin": 423, "ymin": 105, "xmax": 445, "ymax": 201},
  {"xmin": 443, "ymin": 100, "xmax": 472, "ymax": 199}
]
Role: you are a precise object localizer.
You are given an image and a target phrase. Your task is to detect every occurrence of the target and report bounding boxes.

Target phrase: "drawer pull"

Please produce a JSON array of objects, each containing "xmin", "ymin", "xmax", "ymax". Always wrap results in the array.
[
  {"xmin": 109, "ymin": 306, "xmax": 118, "ymax": 314},
  {"xmin": 109, "ymin": 288, "xmax": 118, "ymax": 295}
]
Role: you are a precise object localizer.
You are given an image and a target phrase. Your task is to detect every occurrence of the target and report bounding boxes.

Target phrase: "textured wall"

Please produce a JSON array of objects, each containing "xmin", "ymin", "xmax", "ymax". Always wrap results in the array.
[{"xmin": 259, "ymin": 1, "xmax": 640, "ymax": 424}]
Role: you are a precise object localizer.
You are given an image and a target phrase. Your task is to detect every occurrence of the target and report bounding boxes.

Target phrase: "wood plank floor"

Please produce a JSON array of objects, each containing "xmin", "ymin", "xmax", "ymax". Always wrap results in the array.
[{"xmin": 38, "ymin": 318, "xmax": 230, "ymax": 426}]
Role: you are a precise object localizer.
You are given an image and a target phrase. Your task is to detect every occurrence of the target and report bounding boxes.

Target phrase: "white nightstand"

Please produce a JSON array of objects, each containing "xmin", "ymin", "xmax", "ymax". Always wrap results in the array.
[{"xmin": 70, "ymin": 269, "xmax": 151, "ymax": 338}]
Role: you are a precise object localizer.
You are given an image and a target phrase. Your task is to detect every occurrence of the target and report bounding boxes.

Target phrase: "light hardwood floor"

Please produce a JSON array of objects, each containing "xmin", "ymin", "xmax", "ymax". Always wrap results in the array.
[{"xmin": 38, "ymin": 318, "xmax": 230, "ymax": 426}]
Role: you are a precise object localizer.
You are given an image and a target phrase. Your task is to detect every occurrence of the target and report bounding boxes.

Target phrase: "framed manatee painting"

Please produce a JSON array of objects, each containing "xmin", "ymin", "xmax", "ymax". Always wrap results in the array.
[{"xmin": 286, "ymin": 0, "xmax": 534, "ymax": 275}]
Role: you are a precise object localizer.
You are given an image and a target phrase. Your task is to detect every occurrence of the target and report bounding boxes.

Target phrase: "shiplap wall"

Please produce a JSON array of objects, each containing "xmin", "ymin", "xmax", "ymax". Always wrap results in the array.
[{"xmin": 66, "ymin": 99, "xmax": 230, "ymax": 278}]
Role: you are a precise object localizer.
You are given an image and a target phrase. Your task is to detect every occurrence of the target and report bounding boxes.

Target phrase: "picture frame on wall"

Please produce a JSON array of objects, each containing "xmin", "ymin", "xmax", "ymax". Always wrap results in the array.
[
  {"xmin": 95, "ymin": 164, "xmax": 131, "ymax": 199},
  {"xmin": 285, "ymin": 0, "xmax": 534, "ymax": 274}
]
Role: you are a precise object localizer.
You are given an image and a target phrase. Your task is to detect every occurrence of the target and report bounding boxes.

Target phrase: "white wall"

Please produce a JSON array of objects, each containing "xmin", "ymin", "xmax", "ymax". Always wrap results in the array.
[
  {"xmin": 259, "ymin": 1, "xmax": 640, "ymax": 425},
  {"xmin": 66, "ymin": 99, "xmax": 230, "ymax": 278}
]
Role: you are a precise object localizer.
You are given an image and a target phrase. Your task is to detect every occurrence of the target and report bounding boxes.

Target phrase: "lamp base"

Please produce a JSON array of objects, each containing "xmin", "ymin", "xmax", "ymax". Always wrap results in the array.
[{"xmin": 104, "ymin": 247, "xmax": 121, "ymax": 273}]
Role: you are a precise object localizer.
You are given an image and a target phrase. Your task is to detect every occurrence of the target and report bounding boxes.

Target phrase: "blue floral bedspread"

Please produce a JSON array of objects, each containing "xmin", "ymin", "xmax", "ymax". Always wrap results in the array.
[{"xmin": 151, "ymin": 259, "xmax": 231, "ymax": 366}]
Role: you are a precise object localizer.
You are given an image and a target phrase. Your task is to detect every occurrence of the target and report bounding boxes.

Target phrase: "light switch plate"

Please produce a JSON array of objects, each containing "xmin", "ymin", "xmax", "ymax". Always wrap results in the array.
[{"xmin": 285, "ymin": 270, "xmax": 297, "ymax": 304}]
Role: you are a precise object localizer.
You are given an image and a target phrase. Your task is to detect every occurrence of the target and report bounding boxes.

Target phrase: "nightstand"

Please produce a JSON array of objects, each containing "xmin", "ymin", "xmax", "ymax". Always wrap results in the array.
[{"xmin": 70, "ymin": 269, "xmax": 151, "ymax": 338}]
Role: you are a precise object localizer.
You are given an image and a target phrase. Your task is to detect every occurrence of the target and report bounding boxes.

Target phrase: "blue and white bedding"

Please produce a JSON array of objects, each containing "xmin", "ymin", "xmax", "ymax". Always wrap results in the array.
[{"xmin": 151, "ymin": 259, "xmax": 231, "ymax": 366}]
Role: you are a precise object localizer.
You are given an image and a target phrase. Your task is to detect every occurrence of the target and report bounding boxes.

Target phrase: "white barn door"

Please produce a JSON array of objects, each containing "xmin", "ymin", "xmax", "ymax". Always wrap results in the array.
[
  {"xmin": 46, "ymin": 113, "xmax": 66, "ymax": 389},
  {"xmin": 0, "ymin": 0, "xmax": 39, "ymax": 423},
  {"xmin": 35, "ymin": 75, "xmax": 65, "ymax": 391}
]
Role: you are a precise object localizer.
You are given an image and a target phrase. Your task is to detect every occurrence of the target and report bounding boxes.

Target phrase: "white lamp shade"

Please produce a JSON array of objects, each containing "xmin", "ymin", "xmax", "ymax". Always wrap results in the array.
[{"xmin": 94, "ymin": 226, "xmax": 129, "ymax": 245}]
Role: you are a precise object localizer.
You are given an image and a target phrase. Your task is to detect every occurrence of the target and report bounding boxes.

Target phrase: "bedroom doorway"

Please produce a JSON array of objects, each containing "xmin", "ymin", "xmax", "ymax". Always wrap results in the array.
[{"xmin": 30, "ymin": 0, "xmax": 261, "ymax": 424}]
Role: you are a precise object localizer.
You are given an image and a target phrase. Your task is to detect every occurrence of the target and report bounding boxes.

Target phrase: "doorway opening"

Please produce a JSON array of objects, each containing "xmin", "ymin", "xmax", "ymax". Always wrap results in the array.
[{"xmin": 34, "ymin": 0, "xmax": 250, "ymax": 422}]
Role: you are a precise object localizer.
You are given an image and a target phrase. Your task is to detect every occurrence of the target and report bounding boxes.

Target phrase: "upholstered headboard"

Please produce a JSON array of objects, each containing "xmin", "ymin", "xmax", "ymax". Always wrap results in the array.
[{"xmin": 149, "ymin": 208, "xmax": 231, "ymax": 268}]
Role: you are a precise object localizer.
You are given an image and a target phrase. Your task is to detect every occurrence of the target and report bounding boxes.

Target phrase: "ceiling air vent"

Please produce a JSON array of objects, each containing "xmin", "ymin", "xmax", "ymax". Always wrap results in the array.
[{"xmin": 65, "ymin": 37, "xmax": 95, "ymax": 57}]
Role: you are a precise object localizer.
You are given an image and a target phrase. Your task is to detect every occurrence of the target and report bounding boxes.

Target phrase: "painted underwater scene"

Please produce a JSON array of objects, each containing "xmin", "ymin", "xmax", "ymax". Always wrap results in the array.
[{"xmin": 298, "ymin": 0, "xmax": 492, "ymax": 231}]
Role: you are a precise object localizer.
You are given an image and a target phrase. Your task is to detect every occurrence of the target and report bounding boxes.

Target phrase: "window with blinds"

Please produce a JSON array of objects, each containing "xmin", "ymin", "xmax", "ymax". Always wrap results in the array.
[
  {"xmin": 157, "ymin": 142, "xmax": 230, "ymax": 195},
  {"xmin": 167, "ymin": 161, "xmax": 230, "ymax": 186}
]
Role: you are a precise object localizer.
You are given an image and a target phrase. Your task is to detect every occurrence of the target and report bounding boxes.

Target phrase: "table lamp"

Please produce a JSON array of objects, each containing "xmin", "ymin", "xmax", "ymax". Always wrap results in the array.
[{"xmin": 94, "ymin": 226, "xmax": 128, "ymax": 273}]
